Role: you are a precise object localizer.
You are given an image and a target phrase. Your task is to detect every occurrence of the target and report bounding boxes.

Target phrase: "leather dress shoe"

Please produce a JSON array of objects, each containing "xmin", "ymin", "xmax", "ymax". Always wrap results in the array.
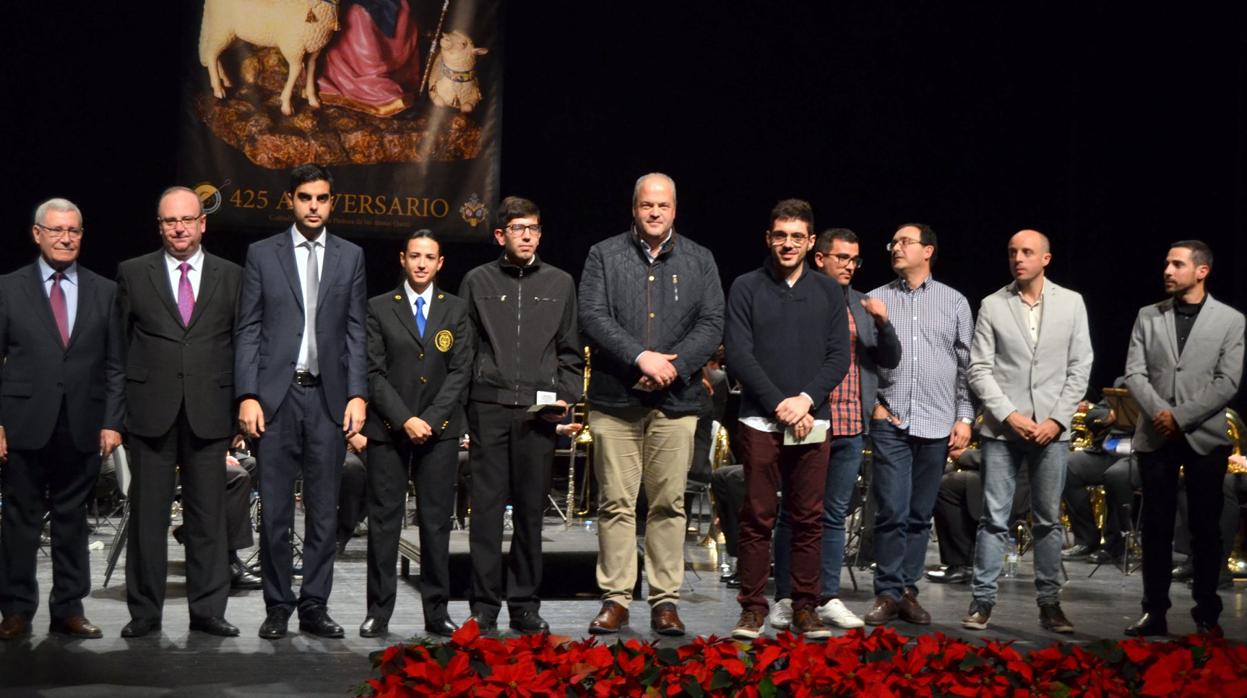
[
  {"xmin": 898, "ymin": 591, "xmax": 931, "ymax": 625},
  {"xmin": 49, "ymin": 615, "xmax": 103, "ymax": 639},
  {"xmin": 299, "ymin": 606, "xmax": 345, "ymax": 638},
  {"xmin": 588, "ymin": 600, "xmax": 629, "ymax": 634},
  {"xmin": 1061, "ymin": 544, "xmax": 1098, "ymax": 561},
  {"xmin": 230, "ymin": 560, "xmax": 263, "ymax": 590},
  {"xmin": 1124, "ymin": 613, "xmax": 1168, "ymax": 637},
  {"xmin": 258, "ymin": 607, "xmax": 292, "ymax": 639},
  {"xmin": 1088, "ymin": 548, "xmax": 1124, "ymax": 565},
  {"xmin": 189, "ymin": 616, "xmax": 240, "ymax": 637},
  {"xmin": 1172, "ymin": 560, "xmax": 1194, "ymax": 581},
  {"xmin": 424, "ymin": 617, "xmax": 459, "ymax": 637},
  {"xmin": 650, "ymin": 602, "xmax": 685, "ymax": 636},
  {"xmin": 509, "ymin": 610, "xmax": 549, "ymax": 634},
  {"xmin": 0, "ymin": 615, "xmax": 32, "ymax": 640},
  {"xmin": 121, "ymin": 618, "xmax": 162, "ymax": 638},
  {"xmin": 926, "ymin": 565, "xmax": 972, "ymax": 584},
  {"xmin": 863, "ymin": 595, "xmax": 899, "ymax": 625},
  {"xmin": 724, "ymin": 573, "xmax": 741, "ymax": 589},
  {"xmin": 359, "ymin": 616, "xmax": 389, "ymax": 638},
  {"xmin": 468, "ymin": 614, "xmax": 498, "ymax": 633}
]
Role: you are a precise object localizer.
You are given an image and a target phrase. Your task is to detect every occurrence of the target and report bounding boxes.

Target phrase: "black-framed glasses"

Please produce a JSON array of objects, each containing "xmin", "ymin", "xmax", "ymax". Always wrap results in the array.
[
  {"xmin": 767, "ymin": 230, "xmax": 811, "ymax": 245},
  {"xmin": 885, "ymin": 237, "xmax": 924, "ymax": 252},
  {"xmin": 36, "ymin": 224, "xmax": 84, "ymax": 239},
  {"xmin": 824, "ymin": 252, "xmax": 863, "ymax": 268},
  {"xmin": 157, "ymin": 215, "xmax": 204, "ymax": 229},
  {"xmin": 505, "ymin": 223, "xmax": 542, "ymax": 235}
]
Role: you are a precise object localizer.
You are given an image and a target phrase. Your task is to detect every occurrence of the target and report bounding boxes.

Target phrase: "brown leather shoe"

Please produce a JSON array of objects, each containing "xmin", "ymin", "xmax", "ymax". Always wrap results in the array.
[
  {"xmin": 588, "ymin": 601, "xmax": 629, "ymax": 635},
  {"xmin": 49, "ymin": 615, "xmax": 103, "ymax": 639},
  {"xmin": 0, "ymin": 615, "xmax": 32, "ymax": 640},
  {"xmin": 898, "ymin": 591, "xmax": 931, "ymax": 625},
  {"xmin": 862, "ymin": 595, "xmax": 899, "ymax": 625},
  {"xmin": 650, "ymin": 602, "xmax": 685, "ymax": 636}
]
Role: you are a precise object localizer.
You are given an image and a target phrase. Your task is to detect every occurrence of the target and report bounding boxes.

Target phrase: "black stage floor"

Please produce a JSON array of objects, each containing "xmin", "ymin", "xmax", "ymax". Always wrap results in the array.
[{"xmin": 1, "ymin": 514, "xmax": 1244, "ymax": 696}]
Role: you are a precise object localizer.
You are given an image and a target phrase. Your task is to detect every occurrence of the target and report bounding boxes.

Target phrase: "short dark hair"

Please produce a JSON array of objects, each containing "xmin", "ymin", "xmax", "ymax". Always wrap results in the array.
[
  {"xmin": 898, "ymin": 222, "xmax": 938, "ymax": 264},
  {"xmin": 405, "ymin": 229, "xmax": 441, "ymax": 255},
  {"xmin": 816, "ymin": 228, "xmax": 859, "ymax": 254},
  {"xmin": 289, "ymin": 163, "xmax": 334, "ymax": 194},
  {"xmin": 770, "ymin": 198, "xmax": 814, "ymax": 234},
  {"xmin": 496, "ymin": 196, "xmax": 540, "ymax": 229},
  {"xmin": 1170, "ymin": 239, "xmax": 1214, "ymax": 269}
]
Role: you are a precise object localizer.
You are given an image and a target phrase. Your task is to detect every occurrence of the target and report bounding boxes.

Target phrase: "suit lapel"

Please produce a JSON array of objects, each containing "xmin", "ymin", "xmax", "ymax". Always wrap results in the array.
[
  {"xmin": 24, "ymin": 263, "xmax": 64, "ymax": 348},
  {"xmin": 275, "ymin": 232, "xmax": 305, "ymax": 314},
  {"xmin": 1177, "ymin": 294, "xmax": 1219, "ymax": 366},
  {"xmin": 317, "ymin": 234, "xmax": 343, "ymax": 318},
  {"xmin": 425, "ymin": 288, "xmax": 449, "ymax": 341},
  {"xmin": 390, "ymin": 284, "xmax": 423, "ymax": 346},
  {"xmin": 1005, "ymin": 286, "xmax": 1035, "ymax": 355},
  {"xmin": 65, "ymin": 268, "xmax": 94, "ymax": 350},
  {"xmin": 188, "ymin": 253, "xmax": 222, "ymax": 329},
  {"xmin": 146, "ymin": 252, "xmax": 183, "ymax": 326},
  {"xmin": 1159, "ymin": 298, "xmax": 1180, "ymax": 363}
]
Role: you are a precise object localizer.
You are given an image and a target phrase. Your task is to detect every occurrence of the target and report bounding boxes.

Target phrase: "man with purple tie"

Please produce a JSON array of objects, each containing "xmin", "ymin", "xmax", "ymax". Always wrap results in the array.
[{"xmin": 113, "ymin": 186, "xmax": 243, "ymax": 638}]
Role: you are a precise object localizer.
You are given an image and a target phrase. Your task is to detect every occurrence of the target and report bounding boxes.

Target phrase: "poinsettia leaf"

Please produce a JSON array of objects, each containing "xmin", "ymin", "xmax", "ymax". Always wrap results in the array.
[
  {"xmin": 757, "ymin": 675, "xmax": 777, "ymax": 698},
  {"xmin": 432, "ymin": 644, "xmax": 454, "ymax": 669},
  {"xmin": 959, "ymin": 651, "xmax": 988, "ymax": 671},
  {"xmin": 656, "ymin": 648, "xmax": 680, "ymax": 666},
  {"xmin": 683, "ymin": 677, "xmax": 706, "ymax": 698},
  {"xmin": 709, "ymin": 668, "xmax": 734, "ymax": 690}
]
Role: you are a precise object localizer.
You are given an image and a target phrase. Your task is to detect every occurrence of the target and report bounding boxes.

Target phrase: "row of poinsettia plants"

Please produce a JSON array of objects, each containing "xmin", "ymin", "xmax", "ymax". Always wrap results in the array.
[{"xmin": 358, "ymin": 620, "xmax": 1247, "ymax": 697}]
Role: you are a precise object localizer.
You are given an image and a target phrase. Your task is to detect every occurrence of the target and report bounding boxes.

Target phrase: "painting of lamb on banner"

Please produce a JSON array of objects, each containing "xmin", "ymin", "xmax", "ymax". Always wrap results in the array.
[
  {"xmin": 199, "ymin": 0, "xmax": 341, "ymax": 117},
  {"xmin": 428, "ymin": 30, "xmax": 488, "ymax": 113}
]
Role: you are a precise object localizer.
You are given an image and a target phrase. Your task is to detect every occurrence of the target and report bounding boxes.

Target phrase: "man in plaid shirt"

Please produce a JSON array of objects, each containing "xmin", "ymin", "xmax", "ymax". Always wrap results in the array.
[{"xmin": 862, "ymin": 223, "xmax": 974, "ymax": 626}]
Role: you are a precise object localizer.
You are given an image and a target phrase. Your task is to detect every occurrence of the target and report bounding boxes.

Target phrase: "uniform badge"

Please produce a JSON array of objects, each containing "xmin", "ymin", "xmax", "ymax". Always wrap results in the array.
[{"xmin": 434, "ymin": 330, "xmax": 454, "ymax": 352}]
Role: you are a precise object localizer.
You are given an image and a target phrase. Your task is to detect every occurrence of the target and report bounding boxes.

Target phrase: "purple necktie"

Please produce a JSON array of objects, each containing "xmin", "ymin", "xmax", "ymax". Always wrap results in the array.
[
  {"xmin": 177, "ymin": 262, "xmax": 194, "ymax": 326},
  {"xmin": 50, "ymin": 271, "xmax": 69, "ymax": 347}
]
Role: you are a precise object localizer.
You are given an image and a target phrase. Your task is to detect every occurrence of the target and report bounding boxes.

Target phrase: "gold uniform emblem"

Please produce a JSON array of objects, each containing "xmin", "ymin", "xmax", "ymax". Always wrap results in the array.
[{"xmin": 434, "ymin": 330, "xmax": 454, "ymax": 352}]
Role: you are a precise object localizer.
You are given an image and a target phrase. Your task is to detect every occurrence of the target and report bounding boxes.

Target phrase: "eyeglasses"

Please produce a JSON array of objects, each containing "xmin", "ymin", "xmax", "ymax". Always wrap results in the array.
[
  {"xmin": 36, "ymin": 224, "xmax": 84, "ymax": 239},
  {"xmin": 504, "ymin": 223, "xmax": 542, "ymax": 235},
  {"xmin": 885, "ymin": 237, "xmax": 924, "ymax": 252},
  {"xmin": 823, "ymin": 252, "xmax": 864, "ymax": 268},
  {"xmin": 767, "ymin": 231, "xmax": 811, "ymax": 245},
  {"xmin": 158, "ymin": 215, "xmax": 204, "ymax": 229}
]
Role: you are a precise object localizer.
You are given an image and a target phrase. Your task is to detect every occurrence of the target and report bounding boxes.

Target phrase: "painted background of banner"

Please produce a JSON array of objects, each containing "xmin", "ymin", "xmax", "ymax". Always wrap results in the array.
[{"xmin": 175, "ymin": 0, "xmax": 501, "ymax": 241}]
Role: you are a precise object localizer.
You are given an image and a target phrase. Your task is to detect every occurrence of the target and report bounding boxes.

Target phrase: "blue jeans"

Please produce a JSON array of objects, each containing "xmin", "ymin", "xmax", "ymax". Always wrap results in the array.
[
  {"xmin": 869, "ymin": 420, "xmax": 948, "ymax": 600},
  {"xmin": 775, "ymin": 435, "xmax": 863, "ymax": 600},
  {"xmin": 971, "ymin": 438, "xmax": 1067, "ymax": 607}
]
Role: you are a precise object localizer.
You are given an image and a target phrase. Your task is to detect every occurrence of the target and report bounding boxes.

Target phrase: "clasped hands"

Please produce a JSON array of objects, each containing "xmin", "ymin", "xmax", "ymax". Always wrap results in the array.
[
  {"xmin": 1005, "ymin": 412, "xmax": 1062, "ymax": 445},
  {"xmin": 776, "ymin": 394, "xmax": 815, "ymax": 441}
]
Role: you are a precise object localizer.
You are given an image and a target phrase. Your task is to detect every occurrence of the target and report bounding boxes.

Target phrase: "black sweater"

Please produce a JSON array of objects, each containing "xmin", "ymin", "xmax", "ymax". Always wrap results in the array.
[{"xmin": 724, "ymin": 262, "xmax": 850, "ymax": 421}]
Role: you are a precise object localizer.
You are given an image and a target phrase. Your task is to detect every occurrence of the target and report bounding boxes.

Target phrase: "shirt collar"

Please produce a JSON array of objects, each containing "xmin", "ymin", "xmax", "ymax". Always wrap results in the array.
[
  {"xmin": 165, "ymin": 246, "xmax": 205, "ymax": 272},
  {"xmin": 892, "ymin": 274, "xmax": 932, "ymax": 292},
  {"xmin": 37, "ymin": 256, "xmax": 78, "ymax": 285},
  {"xmin": 632, "ymin": 226, "xmax": 675, "ymax": 261},
  {"xmin": 404, "ymin": 280, "xmax": 434, "ymax": 309},
  {"xmin": 1008, "ymin": 279, "xmax": 1046, "ymax": 301},
  {"xmin": 291, "ymin": 226, "xmax": 327, "ymax": 248}
]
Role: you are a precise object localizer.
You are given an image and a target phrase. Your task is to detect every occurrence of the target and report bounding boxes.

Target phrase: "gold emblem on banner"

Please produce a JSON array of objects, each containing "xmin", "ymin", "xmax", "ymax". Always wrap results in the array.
[{"xmin": 434, "ymin": 330, "xmax": 454, "ymax": 352}]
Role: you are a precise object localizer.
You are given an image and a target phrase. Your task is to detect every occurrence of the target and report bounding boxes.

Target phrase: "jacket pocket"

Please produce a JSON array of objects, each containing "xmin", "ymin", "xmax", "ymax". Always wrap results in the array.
[{"xmin": 126, "ymin": 366, "xmax": 149, "ymax": 383}]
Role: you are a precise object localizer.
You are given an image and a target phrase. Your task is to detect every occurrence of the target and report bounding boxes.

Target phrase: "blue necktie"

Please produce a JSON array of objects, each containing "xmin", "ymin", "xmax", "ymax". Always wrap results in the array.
[{"xmin": 415, "ymin": 296, "xmax": 426, "ymax": 337}]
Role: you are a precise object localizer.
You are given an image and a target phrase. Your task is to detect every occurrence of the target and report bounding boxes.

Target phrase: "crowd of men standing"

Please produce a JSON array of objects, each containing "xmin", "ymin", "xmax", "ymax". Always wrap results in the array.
[{"xmin": 0, "ymin": 164, "xmax": 1241, "ymax": 643}]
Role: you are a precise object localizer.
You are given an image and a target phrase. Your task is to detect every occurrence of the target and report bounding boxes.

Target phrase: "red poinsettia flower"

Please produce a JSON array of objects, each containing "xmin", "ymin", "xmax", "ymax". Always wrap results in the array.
[
  {"xmin": 1139, "ymin": 647, "xmax": 1196, "ymax": 697},
  {"xmin": 402, "ymin": 652, "xmax": 476, "ymax": 697}
]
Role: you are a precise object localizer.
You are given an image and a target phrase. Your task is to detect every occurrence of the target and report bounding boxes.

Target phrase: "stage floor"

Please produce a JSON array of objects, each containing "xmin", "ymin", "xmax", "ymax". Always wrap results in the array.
[{"xmin": 0, "ymin": 514, "xmax": 1243, "ymax": 696}]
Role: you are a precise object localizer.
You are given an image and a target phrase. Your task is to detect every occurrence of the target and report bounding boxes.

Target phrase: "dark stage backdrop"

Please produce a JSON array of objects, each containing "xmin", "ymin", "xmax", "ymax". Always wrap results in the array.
[{"xmin": 3, "ymin": 4, "xmax": 1245, "ymax": 407}]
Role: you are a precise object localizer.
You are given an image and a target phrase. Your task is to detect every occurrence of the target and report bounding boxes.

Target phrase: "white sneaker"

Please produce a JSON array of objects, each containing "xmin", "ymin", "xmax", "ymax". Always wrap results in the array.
[
  {"xmin": 767, "ymin": 598, "xmax": 793, "ymax": 630},
  {"xmin": 817, "ymin": 597, "xmax": 865, "ymax": 629}
]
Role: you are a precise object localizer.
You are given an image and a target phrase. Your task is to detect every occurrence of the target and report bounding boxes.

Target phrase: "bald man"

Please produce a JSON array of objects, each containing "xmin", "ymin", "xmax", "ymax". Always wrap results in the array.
[{"xmin": 963, "ymin": 230, "xmax": 1092, "ymax": 633}]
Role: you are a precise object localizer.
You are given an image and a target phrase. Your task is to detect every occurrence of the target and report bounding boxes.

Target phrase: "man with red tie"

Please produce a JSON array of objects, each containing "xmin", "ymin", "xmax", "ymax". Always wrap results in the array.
[
  {"xmin": 113, "ymin": 187, "xmax": 243, "ymax": 637},
  {"xmin": 0, "ymin": 198, "xmax": 124, "ymax": 639}
]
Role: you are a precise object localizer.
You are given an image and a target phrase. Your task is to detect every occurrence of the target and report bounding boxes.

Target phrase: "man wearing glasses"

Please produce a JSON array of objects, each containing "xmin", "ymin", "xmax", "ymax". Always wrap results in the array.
[
  {"xmin": 863, "ymin": 223, "xmax": 974, "ymax": 626},
  {"xmin": 113, "ymin": 187, "xmax": 243, "ymax": 638},
  {"xmin": 0, "ymin": 199, "xmax": 123, "ymax": 640},
  {"xmin": 769, "ymin": 228, "xmax": 902, "ymax": 631},
  {"xmin": 459, "ymin": 196, "xmax": 582, "ymax": 634},
  {"xmin": 580, "ymin": 173, "xmax": 724, "ymax": 636},
  {"xmin": 726, "ymin": 200, "xmax": 849, "ymax": 639}
]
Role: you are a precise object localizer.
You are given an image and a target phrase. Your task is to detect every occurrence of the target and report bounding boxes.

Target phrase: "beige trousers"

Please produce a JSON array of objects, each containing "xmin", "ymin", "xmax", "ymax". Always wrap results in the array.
[{"xmin": 590, "ymin": 406, "xmax": 697, "ymax": 606}]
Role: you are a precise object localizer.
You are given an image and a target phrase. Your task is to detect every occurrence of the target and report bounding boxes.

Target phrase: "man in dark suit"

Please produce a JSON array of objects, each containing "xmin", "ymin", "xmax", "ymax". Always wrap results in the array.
[
  {"xmin": 359, "ymin": 231, "xmax": 472, "ymax": 638},
  {"xmin": 113, "ymin": 186, "xmax": 242, "ymax": 638},
  {"xmin": 0, "ymin": 197, "xmax": 123, "ymax": 640},
  {"xmin": 236, "ymin": 164, "xmax": 368, "ymax": 639}
]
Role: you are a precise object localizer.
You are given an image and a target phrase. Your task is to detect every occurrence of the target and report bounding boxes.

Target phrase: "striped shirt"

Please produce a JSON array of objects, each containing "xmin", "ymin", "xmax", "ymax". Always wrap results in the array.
[
  {"xmin": 868, "ymin": 275, "xmax": 974, "ymax": 439},
  {"xmin": 828, "ymin": 305, "xmax": 863, "ymax": 436}
]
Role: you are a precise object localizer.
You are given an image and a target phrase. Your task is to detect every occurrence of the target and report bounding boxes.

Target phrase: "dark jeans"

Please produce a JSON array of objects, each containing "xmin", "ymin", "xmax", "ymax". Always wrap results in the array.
[
  {"xmin": 1138, "ymin": 441, "xmax": 1229, "ymax": 625},
  {"xmin": 774, "ymin": 434, "xmax": 863, "ymax": 600},
  {"xmin": 869, "ymin": 420, "xmax": 948, "ymax": 600},
  {"xmin": 735, "ymin": 426, "xmax": 829, "ymax": 614}
]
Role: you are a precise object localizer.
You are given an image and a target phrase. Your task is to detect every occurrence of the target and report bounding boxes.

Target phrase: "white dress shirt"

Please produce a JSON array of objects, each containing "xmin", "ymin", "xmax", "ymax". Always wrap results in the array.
[
  {"xmin": 405, "ymin": 280, "xmax": 433, "ymax": 321},
  {"xmin": 292, "ymin": 227, "xmax": 327, "ymax": 373},
  {"xmin": 38, "ymin": 256, "xmax": 78, "ymax": 332},
  {"xmin": 165, "ymin": 246, "xmax": 205, "ymax": 301}
]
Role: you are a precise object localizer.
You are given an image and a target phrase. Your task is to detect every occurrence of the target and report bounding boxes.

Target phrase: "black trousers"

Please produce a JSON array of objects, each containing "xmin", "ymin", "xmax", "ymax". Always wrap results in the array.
[
  {"xmin": 1064, "ymin": 450, "xmax": 1137, "ymax": 551},
  {"xmin": 933, "ymin": 471, "xmax": 977, "ymax": 568},
  {"xmin": 710, "ymin": 464, "xmax": 744, "ymax": 557},
  {"xmin": 467, "ymin": 402, "xmax": 555, "ymax": 620},
  {"xmin": 225, "ymin": 461, "xmax": 254, "ymax": 552},
  {"xmin": 1138, "ymin": 441, "xmax": 1229, "ymax": 625},
  {"xmin": 365, "ymin": 435, "xmax": 457, "ymax": 622},
  {"xmin": 256, "ymin": 382, "xmax": 345, "ymax": 615},
  {"xmin": 0, "ymin": 403, "xmax": 99, "ymax": 620},
  {"xmin": 126, "ymin": 409, "xmax": 230, "ymax": 623},
  {"xmin": 337, "ymin": 451, "xmax": 367, "ymax": 545}
]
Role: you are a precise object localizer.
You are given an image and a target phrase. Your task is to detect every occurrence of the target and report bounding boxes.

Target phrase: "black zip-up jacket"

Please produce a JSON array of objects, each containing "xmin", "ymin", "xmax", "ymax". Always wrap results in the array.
[
  {"xmin": 460, "ymin": 254, "xmax": 583, "ymax": 406},
  {"xmin": 578, "ymin": 229, "xmax": 724, "ymax": 415}
]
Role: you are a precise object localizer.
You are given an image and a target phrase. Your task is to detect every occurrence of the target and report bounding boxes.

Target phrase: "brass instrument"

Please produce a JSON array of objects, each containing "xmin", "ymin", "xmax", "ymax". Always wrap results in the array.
[
  {"xmin": 1069, "ymin": 409, "xmax": 1094, "ymax": 451},
  {"xmin": 564, "ymin": 346, "xmax": 594, "ymax": 527},
  {"xmin": 696, "ymin": 423, "xmax": 732, "ymax": 548},
  {"xmin": 1227, "ymin": 408, "xmax": 1246, "ymax": 474}
]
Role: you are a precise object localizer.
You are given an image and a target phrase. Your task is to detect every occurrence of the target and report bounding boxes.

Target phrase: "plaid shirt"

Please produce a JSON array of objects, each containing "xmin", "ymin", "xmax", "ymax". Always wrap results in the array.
[
  {"xmin": 868, "ymin": 275, "xmax": 974, "ymax": 439},
  {"xmin": 828, "ymin": 306, "xmax": 863, "ymax": 436}
]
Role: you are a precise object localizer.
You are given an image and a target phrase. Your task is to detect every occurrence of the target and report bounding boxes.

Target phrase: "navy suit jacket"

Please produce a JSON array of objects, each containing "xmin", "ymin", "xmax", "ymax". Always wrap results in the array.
[
  {"xmin": 234, "ymin": 229, "xmax": 368, "ymax": 421},
  {"xmin": 0, "ymin": 261, "xmax": 124, "ymax": 452}
]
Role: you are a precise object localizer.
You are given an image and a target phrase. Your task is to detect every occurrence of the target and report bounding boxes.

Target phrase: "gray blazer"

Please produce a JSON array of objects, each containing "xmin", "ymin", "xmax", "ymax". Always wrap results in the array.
[
  {"xmin": 845, "ymin": 286, "xmax": 902, "ymax": 431},
  {"xmin": 969, "ymin": 279, "xmax": 1093, "ymax": 441},
  {"xmin": 1124, "ymin": 294, "xmax": 1244, "ymax": 455}
]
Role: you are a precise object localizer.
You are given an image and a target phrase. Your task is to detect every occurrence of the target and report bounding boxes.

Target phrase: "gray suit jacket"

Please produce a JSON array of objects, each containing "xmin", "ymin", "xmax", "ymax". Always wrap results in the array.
[
  {"xmin": 845, "ymin": 286, "xmax": 902, "ymax": 431},
  {"xmin": 969, "ymin": 279, "xmax": 1093, "ymax": 441},
  {"xmin": 1124, "ymin": 294, "xmax": 1244, "ymax": 455}
]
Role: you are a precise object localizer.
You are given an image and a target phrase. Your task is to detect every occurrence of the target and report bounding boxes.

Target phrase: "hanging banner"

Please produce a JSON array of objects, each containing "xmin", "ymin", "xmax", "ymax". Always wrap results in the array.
[{"xmin": 175, "ymin": 0, "xmax": 501, "ymax": 240}]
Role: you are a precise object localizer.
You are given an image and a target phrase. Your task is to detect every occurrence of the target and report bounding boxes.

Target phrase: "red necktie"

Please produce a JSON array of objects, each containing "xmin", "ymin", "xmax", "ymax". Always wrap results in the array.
[{"xmin": 50, "ymin": 271, "xmax": 69, "ymax": 347}]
